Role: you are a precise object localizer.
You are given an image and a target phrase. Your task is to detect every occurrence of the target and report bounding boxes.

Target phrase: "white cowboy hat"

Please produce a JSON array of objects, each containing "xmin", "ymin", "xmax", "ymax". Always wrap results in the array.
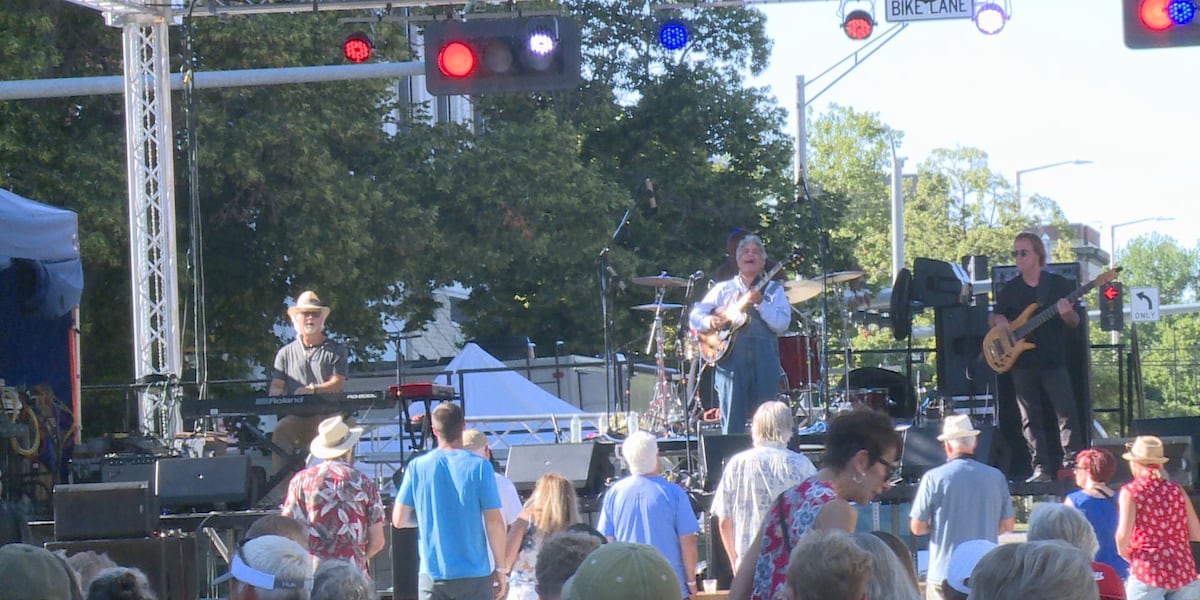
[
  {"xmin": 287, "ymin": 290, "xmax": 331, "ymax": 319},
  {"xmin": 1122, "ymin": 436, "xmax": 1169, "ymax": 465},
  {"xmin": 937, "ymin": 414, "xmax": 981, "ymax": 442},
  {"xmin": 309, "ymin": 415, "xmax": 363, "ymax": 460}
]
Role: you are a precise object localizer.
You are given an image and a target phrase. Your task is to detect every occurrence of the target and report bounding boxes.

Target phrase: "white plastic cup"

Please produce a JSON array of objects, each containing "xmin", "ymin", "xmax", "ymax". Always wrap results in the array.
[{"xmin": 703, "ymin": 579, "xmax": 718, "ymax": 593}]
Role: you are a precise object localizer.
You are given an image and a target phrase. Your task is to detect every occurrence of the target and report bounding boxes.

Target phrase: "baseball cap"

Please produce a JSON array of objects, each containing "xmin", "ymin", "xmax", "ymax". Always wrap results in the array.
[
  {"xmin": 945, "ymin": 539, "xmax": 997, "ymax": 594},
  {"xmin": 0, "ymin": 543, "xmax": 77, "ymax": 600},
  {"xmin": 560, "ymin": 542, "xmax": 682, "ymax": 600},
  {"xmin": 1093, "ymin": 562, "xmax": 1123, "ymax": 600}
]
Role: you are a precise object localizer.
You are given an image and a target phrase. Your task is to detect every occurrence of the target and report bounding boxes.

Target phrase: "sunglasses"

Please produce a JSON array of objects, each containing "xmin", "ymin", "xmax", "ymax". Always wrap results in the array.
[
  {"xmin": 877, "ymin": 457, "xmax": 902, "ymax": 485},
  {"xmin": 1011, "ymin": 249, "xmax": 1032, "ymax": 258}
]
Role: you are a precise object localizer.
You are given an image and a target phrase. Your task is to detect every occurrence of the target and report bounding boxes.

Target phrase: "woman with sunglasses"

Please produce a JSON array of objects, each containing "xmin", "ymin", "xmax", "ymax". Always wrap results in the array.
[{"xmin": 728, "ymin": 409, "xmax": 902, "ymax": 600}]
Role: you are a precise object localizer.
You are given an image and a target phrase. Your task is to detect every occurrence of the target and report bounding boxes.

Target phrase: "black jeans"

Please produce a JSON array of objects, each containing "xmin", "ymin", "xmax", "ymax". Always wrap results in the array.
[{"xmin": 1011, "ymin": 365, "xmax": 1082, "ymax": 471}]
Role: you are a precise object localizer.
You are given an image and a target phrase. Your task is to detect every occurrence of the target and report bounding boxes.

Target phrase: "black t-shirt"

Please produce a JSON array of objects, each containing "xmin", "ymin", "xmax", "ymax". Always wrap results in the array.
[{"xmin": 993, "ymin": 270, "xmax": 1077, "ymax": 369}]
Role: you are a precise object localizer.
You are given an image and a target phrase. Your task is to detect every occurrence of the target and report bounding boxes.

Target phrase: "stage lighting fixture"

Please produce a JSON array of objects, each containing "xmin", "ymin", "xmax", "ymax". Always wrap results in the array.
[
  {"xmin": 974, "ymin": 2, "xmax": 1009, "ymax": 35},
  {"xmin": 423, "ymin": 16, "xmax": 582, "ymax": 95},
  {"xmin": 842, "ymin": 9, "xmax": 875, "ymax": 40},
  {"xmin": 658, "ymin": 20, "xmax": 689, "ymax": 50},
  {"xmin": 1168, "ymin": 0, "xmax": 1197, "ymax": 25},
  {"xmin": 342, "ymin": 32, "xmax": 374, "ymax": 63}
]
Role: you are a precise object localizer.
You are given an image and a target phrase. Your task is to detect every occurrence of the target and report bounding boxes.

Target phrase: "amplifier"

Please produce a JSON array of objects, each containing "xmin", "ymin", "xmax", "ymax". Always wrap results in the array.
[
  {"xmin": 101, "ymin": 455, "xmax": 160, "ymax": 488},
  {"xmin": 47, "ymin": 536, "xmax": 197, "ymax": 600},
  {"xmin": 53, "ymin": 481, "xmax": 158, "ymax": 541},
  {"xmin": 155, "ymin": 455, "xmax": 252, "ymax": 510}
]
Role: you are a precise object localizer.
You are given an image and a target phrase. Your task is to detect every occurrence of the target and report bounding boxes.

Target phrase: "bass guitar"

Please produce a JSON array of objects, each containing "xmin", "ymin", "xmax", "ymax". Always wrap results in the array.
[
  {"xmin": 698, "ymin": 247, "xmax": 801, "ymax": 366},
  {"xmin": 981, "ymin": 267, "xmax": 1120, "ymax": 373}
]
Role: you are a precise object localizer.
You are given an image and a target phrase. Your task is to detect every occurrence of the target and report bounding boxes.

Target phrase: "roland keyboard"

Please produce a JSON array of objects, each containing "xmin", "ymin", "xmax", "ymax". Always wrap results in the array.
[{"xmin": 181, "ymin": 390, "xmax": 387, "ymax": 418}]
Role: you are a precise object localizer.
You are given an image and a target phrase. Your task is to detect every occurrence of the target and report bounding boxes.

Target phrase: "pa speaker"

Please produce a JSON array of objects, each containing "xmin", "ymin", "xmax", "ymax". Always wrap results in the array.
[
  {"xmin": 505, "ymin": 442, "xmax": 613, "ymax": 496},
  {"xmin": 1130, "ymin": 418, "xmax": 1200, "ymax": 487},
  {"xmin": 934, "ymin": 303, "xmax": 991, "ymax": 397},
  {"xmin": 101, "ymin": 455, "xmax": 159, "ymax": 487},
  {"xmin": 699, "ymin": 433, "xmax": 752, "ymax": 492},
  {"xmin": 53, "ymin": 481, "xmax": 158, "ymax": 541},
  {"xmin": 391, "ymin": 526, "xmax": 419, "ymax": 600},
  {"xmin": 899, "ymin": 421, "xmax": 994, "ymax": 481},
  {"xmin": 47, "ymin": 536, "xmax": 197, "ymax": 600},
  {"xmin": 155, "ymin": 455, "xmax": 252, "ymax": 510},
  {"xmin": 705, "ymin": 513, "xmax": 735, "ymax": 588},
  {"xmin": 1090, "ymin": 436, "xmax": 1194, "ymax": 488}
]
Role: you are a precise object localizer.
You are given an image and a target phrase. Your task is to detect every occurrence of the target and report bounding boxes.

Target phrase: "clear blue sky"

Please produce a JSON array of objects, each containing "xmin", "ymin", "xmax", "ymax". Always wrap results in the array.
[{"xmin": 750, "ymin": 0, "xmax": 1198, "ymax": 259}]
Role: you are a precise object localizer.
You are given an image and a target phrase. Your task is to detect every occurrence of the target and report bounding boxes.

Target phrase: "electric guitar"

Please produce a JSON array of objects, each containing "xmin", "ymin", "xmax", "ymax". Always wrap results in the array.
[
  {"xmin": 698, "ymin": 247, "xmax": 801, "ymax": 366},
  {"xmin": 982, "ymin": 267, "xmax": 1120, "ymax": 373}
]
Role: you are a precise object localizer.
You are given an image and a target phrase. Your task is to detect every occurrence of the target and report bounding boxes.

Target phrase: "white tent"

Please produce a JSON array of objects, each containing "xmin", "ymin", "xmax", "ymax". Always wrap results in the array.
[
  {"xmin": 0, "ymin": 187, "xmax": 83, "ymax": 316},
  {"xmin": 437, "ymin": 342, "xmax": 582, "ymax": 417}
]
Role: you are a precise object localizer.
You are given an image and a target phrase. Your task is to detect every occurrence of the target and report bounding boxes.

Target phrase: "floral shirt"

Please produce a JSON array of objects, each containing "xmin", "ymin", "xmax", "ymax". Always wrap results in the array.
[
  {"xmin": 282, "ymin": 459, "xmax": 384, "ymax": 573},
  {"xmin": 1125, "ymin": 475, "xmax": 1198, "ymax": 589},
  {"xmin": 506, "ymin": 521, "xmax": 543, "ymax": 600},
  {"xmin": 710, "ymin": 443, "xmax": 816, "ymax": 570},
  {"xmin": 750, "ymin": 477, "xmax": 837, "ymax": 600}
]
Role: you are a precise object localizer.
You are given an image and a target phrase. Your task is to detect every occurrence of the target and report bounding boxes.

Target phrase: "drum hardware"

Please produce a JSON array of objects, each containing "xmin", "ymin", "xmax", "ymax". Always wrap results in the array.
[
  {"xmin": 819, "ymin": 270, "xmax": 865, "ymax": 285},
  {"xmin": 632, "ymin": 273, "xmax": 691, "ymax": 288},
  {"xmin": 632, "ymin": 302, "xmax": 685, "ymax": 311},
  {"xmin": 783, "ymin": 278, "xmax": 822, "ymax": 304},
  {"xmin": 635, "ymin": 280, "xmax": 687, "ymax": 436}
]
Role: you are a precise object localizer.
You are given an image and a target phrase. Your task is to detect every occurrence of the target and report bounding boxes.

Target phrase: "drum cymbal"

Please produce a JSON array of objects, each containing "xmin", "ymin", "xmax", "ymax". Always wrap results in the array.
[
  {"xmin": 783, "ymin": 279, "xmax": 822, "ymax": 304},
  {"xmin": 631, "ymin": 274, "xmax": 690, "ymax": 288},
  {"xmin": 632, "ymin": 302, "xmax": 685, "ymax": 311},
  {"xmin": 820, "ymin": 270, "xmax": 865, "ymax": 284}
]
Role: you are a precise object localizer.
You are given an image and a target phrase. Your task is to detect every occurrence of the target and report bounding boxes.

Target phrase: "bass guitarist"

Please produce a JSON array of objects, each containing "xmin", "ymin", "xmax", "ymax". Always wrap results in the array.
[
  {"xmin": 689, "ymin": 235, "xmax": 791, "ymax": 434},
  {"xmin": 989, "ymin": 232, "xmax": 1082, "ymax": 483}
]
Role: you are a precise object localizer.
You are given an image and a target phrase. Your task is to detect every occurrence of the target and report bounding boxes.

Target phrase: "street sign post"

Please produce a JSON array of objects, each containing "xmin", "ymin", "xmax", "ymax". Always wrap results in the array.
[
  {"xmin": 1130, "ymin": 287, "xmax": 1160, "ymax": 323},
  {"xmin": 884, "ymin": 0, "xmax": 975, "ymax": 23}
]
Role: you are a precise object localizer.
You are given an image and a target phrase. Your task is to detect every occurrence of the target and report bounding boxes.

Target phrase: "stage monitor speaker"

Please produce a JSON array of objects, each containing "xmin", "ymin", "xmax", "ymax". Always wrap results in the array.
[
  {"xmin": 155, "ymin": 455, "xmax": 251, "ymax": 510},
  {"xmin": 898, "ymin": 422, "xmax": 994, "ymax": 481},
  {"xmin": 705, "ymin": 513, "xmax": 735, "ymax": 588},
  {"xmin": 505, "ymin": 442, "xmax": 613, "ymax": 496},
  {"xmin": 391, "ymin": 526, "xmax": 419, "ymax": 600},
  {"xmin": 912, "ymin": 258, "xmax": 971, "ymax": 308},
  {"xmin": 699, "ymin": 433, "xmax": 752, "ymax": 492},
  {"xmin": 47, "ymin": 536, "xmax": 197, "ymax": 600},
  {"xmin": 1130, "ymin": 418, "xmax": 1200, "ymax": 488},
  {"xmin": 101, "ymin": 455, "xmax": 159, "ymax": 488},
  {"xmin": 53, "ymin": 481, "xmax": 158, "ymax": 541},
  {"xmin": 1090, "ymin": 436, "xmax": 1194, "ymax": 488}
]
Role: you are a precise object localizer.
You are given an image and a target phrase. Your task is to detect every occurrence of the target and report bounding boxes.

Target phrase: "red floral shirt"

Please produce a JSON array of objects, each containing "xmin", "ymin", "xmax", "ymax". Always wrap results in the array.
[
  {"xmin": 282, "ymin": 459, "xmax": 383, "ymax": 573},
  {"xmin": 1125, "ymin": 475, "xmax": 1198, "ymax": 590}
]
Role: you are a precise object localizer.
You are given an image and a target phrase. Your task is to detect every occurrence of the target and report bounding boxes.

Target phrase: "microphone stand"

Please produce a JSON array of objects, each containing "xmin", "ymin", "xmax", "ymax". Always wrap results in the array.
[
  {"xmin": 797, "ymin": 173, "xmax": 832, "ymax": 421},
  {"xmin": 597, "ymin": 207, "xmax": 633, "ymax": 417}
]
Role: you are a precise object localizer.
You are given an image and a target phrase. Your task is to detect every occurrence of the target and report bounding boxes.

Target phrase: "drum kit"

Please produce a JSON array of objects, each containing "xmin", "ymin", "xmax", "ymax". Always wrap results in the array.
[{"xmin": 625, "ymin": 267, "xmax": 896, "ymax": 436}]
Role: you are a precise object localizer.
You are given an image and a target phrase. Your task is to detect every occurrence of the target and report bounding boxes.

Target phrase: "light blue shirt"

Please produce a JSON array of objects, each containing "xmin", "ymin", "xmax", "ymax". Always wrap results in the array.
[{"xmin": 598, "ymin": 474, "xmax": 701, "ymax": 598}]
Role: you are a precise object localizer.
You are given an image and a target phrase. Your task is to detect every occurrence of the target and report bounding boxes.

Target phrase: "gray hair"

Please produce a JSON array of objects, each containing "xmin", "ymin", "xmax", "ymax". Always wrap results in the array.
[
  {"xmin": 623, "ymin": 431, "xmax": 659, "ymax": 476},
  {"xmin": 311, "ymin": 559, "xmax": 375, "ymax": 600},
  {"xmin": 967, "ymin": 540, "xmax": 1095, "ymax": 600},
  {"xmin": 66, "ymin": 551, "xmax": 119, "ymax": 592},
  {"xmin": 237, "ymin": 535, "xmax": 313, "ymax": 600},
  {"xmin": 1026, "ymin": 503, "xmax": 1100, "ymax": 559},
  {"xmin": 751, "ymin": 401, "xmax": 795, "ymax": 446},
  {"xmin": 736, "ymin": 234, "xmax": 767, "ymax": 261},
  {"xmin": 947, "ymin": 436, "xmax": 978, "ymax": 453},
  {"xmin": 849, "ymin": 533, "xmax": 920, "ymax": 600},
  {"xmin": 86, "ymin": 566, "xmax": 157, "ymax": 600}
]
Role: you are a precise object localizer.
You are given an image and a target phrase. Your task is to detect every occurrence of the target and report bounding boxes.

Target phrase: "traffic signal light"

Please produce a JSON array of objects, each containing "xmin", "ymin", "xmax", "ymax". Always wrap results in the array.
[
  {"xmin": 423, "ymin": 16, "xmax": 581, "ymax": 96},
  {"xmin": 1099, "ymin": 282, "xmax": 1125, "ymax": 332},
  {"xmin": 1123, "ymin": 0, "xmax": 1200, "ymax": 49}
]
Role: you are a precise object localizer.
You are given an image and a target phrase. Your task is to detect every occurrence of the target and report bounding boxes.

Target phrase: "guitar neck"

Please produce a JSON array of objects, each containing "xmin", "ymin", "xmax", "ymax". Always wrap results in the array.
[{"xmin": 1011, "ymin": 280, "xmax": 1094, "ymax": 339}]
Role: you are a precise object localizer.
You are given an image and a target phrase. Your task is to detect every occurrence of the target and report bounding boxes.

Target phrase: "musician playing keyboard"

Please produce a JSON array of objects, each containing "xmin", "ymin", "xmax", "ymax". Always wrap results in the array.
[
  {"xmin": 269, "ymin": 290, "xmax": 349, "ymax": 478},
  {"xmin": 689, "ymin": 235, "xmax": 791, "ymax": 434}
]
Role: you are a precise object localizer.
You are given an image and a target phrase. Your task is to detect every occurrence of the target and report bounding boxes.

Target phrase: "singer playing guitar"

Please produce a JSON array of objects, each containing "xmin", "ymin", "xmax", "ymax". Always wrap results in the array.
[
  {"xmin": 690, "ymin": 234, "xmax": 791, "ymax": 434},
  {"xmin": 989, "ymin": 232, "xmax": 1082, "ymax": 483}
]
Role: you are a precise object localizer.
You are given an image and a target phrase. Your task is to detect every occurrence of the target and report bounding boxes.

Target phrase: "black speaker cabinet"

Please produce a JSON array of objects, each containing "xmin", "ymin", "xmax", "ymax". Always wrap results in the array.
[
  {"xmin": 155, "ymin": 455, "xmax": 251, "ymax": 510},
  {"xmin": 704, "ymin": 513, "xmax": 735, "ymax": 588},
  {"xmin": 101, "ymin": 455, "xmax": 159, "ymax": 488},
  {"xmin": 1090, "ymin": 436, "xmax": 1194, "ymax": 488},
  {"xmin": 391, "ymin": 526, "xmax": 419, "ymax": 600},
  {"xmin": 1130, "ymin": 418, "xmax": 1200, "ymax": 488},
  {"xmin": 53, "ymin": 481, "xmax": 158, "ymax": 541},
  {"xmin": 699, "ymin": 433, "xmax": 752, "ymax": 492},
  {"xmin": 898, "ymin": 422, "xmax": 994, "ymax": 481},
  {"xmin": 934, "ymin": 303, "xmax": 992, "ymax": 397},
  {"xmin": 47, "ymin": 536, "xmax": 197, "ymax": 600},
  {"xmin": 505, "ymin": 442, "xmax": 612, "ymax": 496}
]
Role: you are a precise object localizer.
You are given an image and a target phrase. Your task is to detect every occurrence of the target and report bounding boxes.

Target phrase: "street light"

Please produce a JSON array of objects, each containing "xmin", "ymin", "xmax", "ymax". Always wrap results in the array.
[
  {"xmin": 1110, "ymin": 216, "xmax": 1175, "ymax": 268},
  {"xmin": 1014, "ymin": 159, "xmax": 1093, "ymax": 209}
]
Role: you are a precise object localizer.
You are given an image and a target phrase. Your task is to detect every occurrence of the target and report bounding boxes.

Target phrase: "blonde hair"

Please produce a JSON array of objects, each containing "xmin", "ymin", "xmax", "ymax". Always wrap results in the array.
[
  {"xmin": 751, "ymin": 401, "xmax": 794, "ymax": 446},
  {"xmin": 1130, "ymin": 460, "xmax": 1167, "ymax": 480},
  {"xmin": 785, "ymin": 529, "xmax": 873, "ymax": 600},
  {"xmin": 527, "ymin": 473, "xmax": 581, "ymax": 535}
]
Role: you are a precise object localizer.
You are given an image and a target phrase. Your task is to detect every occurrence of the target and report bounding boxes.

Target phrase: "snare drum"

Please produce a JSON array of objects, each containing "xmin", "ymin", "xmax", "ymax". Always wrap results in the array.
[{"xmin": 778, "ymin": 334, "xmax": 819, "ymax": 389}]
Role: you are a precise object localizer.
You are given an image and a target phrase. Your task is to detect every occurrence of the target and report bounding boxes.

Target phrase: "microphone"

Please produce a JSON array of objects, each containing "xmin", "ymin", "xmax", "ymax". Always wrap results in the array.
[
  {"xmin": 690, "ymin": 270, "xmax": 704, "ymax": 279},
  {"xmin": 645, "ymin": 178, "xmax": 657, "ymax": 211},
  {"xmin": 606, "ymin": 265, "xmax": 628, "ymax": 294}
]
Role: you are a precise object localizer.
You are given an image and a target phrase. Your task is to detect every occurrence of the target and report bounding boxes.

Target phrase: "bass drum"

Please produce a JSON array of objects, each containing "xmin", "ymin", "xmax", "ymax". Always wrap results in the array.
[{"xmin": 778, "ymin": 334, "xmax": 820, "ymax": 390}]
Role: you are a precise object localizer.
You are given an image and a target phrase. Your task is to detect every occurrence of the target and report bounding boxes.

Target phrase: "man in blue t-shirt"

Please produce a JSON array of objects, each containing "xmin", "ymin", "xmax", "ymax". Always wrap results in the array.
[
  {"xmin": 910, "ymin": 415, "xmax": 1015, "ymax": 600},
  {"xmin": 392, "ymin": 402, "xmax": 507, "ymax": 600},
  {"xmin": 598, "ymin": 431, "xmax": 700, "ymax": 598}
]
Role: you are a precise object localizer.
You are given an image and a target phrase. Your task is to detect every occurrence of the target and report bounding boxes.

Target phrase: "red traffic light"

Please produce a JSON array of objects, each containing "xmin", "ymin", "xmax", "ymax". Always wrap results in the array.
[
  {"xmin": 1102, "ymin": 285, "xmax": 1120, "ymax": 301},
  {"xmin": 343, "ymin": 32, "xmax": 373, "ymax": 63},
  {"xmin": 438, "ymin": 41, "xmax": 477, "ymax": 78}
]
